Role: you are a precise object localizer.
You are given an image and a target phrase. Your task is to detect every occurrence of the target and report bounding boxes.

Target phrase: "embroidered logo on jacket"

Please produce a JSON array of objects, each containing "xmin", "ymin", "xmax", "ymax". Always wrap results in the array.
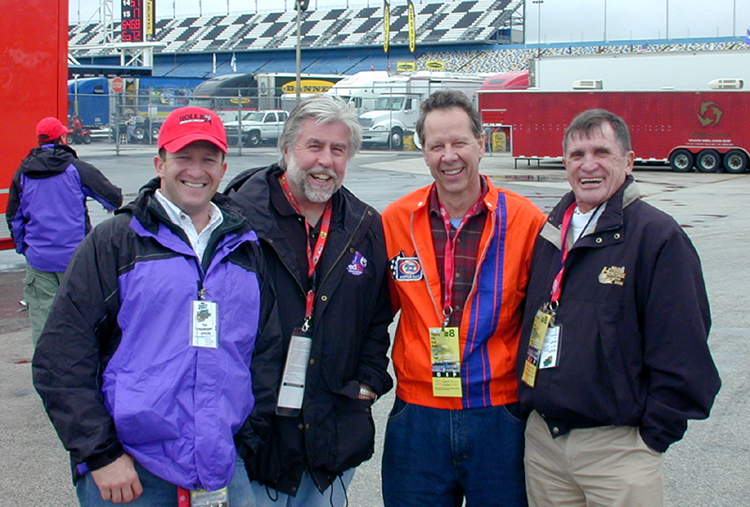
[
  {"xmin": 347, "ymin": 251, "xmax": 368, "ymax": 276},
  {"xmin": 598, "ymin": 266, "xmax": 626, "ymax": 286},
  {"xmin": 389, "ymin": 251, "xmax": 423, "ymax": 281}
]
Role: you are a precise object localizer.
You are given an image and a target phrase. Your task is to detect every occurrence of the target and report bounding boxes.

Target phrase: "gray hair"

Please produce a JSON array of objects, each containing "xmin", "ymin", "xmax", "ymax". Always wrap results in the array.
[
  {"xmin": 563, "ymin": 109, "xmax": 632, "ymax": 155},
  {"xmin": 278, "ymin": 94, "xmax": 362, "ymax": 168},
  {"xmin": 415, "ymin": 90, "xmax": 483, "ymax": 146}
]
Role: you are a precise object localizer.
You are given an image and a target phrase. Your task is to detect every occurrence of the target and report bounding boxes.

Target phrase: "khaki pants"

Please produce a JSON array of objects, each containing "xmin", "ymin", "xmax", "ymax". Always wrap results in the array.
[
  {"xmin": 24, "ymin": 263, "xmax": 65, "ymax": 345},
  {"xmin": 524, "ymin": 410, "xmax": 664, "ymax": 507}
]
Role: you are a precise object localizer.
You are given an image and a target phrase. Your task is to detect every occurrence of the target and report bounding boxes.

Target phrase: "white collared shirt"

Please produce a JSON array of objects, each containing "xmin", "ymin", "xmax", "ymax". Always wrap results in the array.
[
  {"xmin": 155, "ymin": 190, "xmax": 224, "ymax": 261},
  {"xmin": 571, "ymin": 203, "xmax": 606, "ymax": 242}
]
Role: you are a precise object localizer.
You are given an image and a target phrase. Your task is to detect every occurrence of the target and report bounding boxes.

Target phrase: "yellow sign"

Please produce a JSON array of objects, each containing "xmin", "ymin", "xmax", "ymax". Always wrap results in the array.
[
  {"xmin": 383, "ymin": 0, "xmax": 391, "ymax": 54},
  {"xmin": 229, "ymin": 97, "xmax": 252, "ymax": 104},
  {"xmin": 397, "ymin": 62, "xmax": 417, "ymax": 72},
  {"xmin": 145, "ymin": 0, "xmax": 155, "ymax": 36},
  {"xmin": 425, "ymin": 61, "xmax": 445, "ymax": 71},
  {"xmin": 280, "ymin": 79, "xmax": 337, "ymax": 94},
  {"xmin": 407, "ymin": 0, "xmax": 416, "ymax": 53}
]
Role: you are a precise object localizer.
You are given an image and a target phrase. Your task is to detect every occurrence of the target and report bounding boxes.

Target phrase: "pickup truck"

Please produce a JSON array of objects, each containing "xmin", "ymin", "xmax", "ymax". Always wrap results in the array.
[{"xmin": 224, "ymin": 110, "xmax": 289, "ymax": 147}]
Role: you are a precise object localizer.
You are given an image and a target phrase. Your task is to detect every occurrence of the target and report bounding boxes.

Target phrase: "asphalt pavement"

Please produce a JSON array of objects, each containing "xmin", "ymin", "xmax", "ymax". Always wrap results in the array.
[{"xmin": 1, "ymin": 143, "xmax": 748, "ymax": 505}]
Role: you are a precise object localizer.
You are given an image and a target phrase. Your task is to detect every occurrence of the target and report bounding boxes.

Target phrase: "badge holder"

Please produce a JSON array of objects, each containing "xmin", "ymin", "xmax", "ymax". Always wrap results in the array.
[
  {"xmin": 430, "ymin": 323, "xmax": 462, "ymax": 398},
  {"xmin": 191, "ymin": 300, "xmax": 219, "ymax": 349},
  {"xmin": 276, "ymin": 321, "xmax": 312, "ymax": 417},
  {"xmin": 178, "ymin": 486, "xmax": 228, "ymax": 507},
  {"xmin": 521, "ymin": 302, "xmax": 561, "ymax": 387}
]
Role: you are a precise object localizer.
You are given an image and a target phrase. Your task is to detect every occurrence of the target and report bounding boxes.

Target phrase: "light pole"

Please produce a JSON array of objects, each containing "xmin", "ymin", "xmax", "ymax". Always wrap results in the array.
[
  {"xmin": 532, "ymin": 0, "xmax": 543, "ymax": 55},
  {"xmin": 603, "ymin": 0, "xmax": 607, "ymax": 42},
  {"xmin": 665, "ymin": 0, "xmax": 669, "ymax": 40}
]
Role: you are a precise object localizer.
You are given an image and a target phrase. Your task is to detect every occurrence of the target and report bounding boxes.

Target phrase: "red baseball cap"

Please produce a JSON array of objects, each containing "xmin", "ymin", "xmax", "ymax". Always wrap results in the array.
[
  {"xmin": 157, "ymin": 107, "xmax": 227, "ymax": 154},
  {"xmin": 36, "ymin": 117, "xmax": 71, "ymax": 142}
]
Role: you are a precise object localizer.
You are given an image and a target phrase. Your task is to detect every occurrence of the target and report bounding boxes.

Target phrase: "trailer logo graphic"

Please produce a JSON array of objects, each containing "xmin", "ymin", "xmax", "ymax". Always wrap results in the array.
[{"xmin": 698, "ymin": 102, "xmax": 723, "ymax": 127}]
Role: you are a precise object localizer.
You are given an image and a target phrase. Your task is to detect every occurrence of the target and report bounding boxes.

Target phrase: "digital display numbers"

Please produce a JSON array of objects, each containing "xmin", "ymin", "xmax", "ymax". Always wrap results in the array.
[{"xmin": 122, "ymin": 0, "xmax": 144, "ymax": 42}]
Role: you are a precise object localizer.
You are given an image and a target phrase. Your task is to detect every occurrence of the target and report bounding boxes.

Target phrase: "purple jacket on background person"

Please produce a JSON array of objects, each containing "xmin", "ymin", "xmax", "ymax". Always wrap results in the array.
[{"xmin": 6, "ymin": 143, "xmax": 122, "ymax": 272}]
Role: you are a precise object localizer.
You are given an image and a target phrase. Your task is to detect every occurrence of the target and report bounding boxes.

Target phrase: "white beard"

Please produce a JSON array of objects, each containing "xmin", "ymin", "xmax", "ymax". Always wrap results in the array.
[{"xmin": 285, "ymin": 155, "xmax": 343, "ymax": 203}]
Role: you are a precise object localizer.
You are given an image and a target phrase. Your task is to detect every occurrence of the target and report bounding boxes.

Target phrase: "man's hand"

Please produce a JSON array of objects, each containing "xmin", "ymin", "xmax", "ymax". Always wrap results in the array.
[{"xmin": 90, "ymin": 453, "xmax": 143, "ymax": 503}]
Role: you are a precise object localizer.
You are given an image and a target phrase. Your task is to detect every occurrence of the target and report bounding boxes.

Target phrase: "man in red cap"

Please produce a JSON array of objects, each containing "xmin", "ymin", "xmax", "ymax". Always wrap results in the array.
[
  {"xmin": 33, "ymin": 106, "xmax": 282, "ymax": 506},
  {"xmin": 6, "ymin": 116, "xmax": 122, "ymax": 344}
]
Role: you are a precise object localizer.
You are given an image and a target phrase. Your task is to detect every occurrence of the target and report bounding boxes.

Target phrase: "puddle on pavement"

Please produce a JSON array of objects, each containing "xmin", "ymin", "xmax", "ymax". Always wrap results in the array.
[{"xmin": 493, "ymin": 174, "xmax": 567, "ymax": 182}]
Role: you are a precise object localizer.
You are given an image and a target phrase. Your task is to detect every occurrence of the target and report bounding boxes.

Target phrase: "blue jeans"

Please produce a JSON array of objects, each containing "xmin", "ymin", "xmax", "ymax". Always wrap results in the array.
[
  {"xmin": 77, "ymin": 457, "xmax": 254, "ymax": 506},
  {"xmin": 381, "ymin": 397, "xmax": 527, "ymax": 507},
  {"xmin": 251, "ymin": 470, "xmax": 355, "ymax": 507}
]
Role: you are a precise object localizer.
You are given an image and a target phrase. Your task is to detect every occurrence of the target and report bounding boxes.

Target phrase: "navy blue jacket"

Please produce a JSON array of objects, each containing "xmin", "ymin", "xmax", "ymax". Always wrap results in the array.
[
  {"xmin": 517, "ymin": 177, "xmax": 720, "ymax": 453},
  {"xmin": 225, "ymin": 165, "xmax": 393, "ymax": 495}
]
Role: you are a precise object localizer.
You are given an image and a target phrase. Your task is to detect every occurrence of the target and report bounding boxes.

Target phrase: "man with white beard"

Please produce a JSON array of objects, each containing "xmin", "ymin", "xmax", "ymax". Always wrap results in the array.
[{"xmin": 224, "ymin": 94, "xmax": 393, "ymax": 507}]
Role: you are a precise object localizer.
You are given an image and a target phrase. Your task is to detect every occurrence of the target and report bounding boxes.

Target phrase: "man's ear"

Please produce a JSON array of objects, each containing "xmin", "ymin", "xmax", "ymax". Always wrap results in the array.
[{"xmin": 154, "ymin": 155, "xmax": 165, "ymax": 178}]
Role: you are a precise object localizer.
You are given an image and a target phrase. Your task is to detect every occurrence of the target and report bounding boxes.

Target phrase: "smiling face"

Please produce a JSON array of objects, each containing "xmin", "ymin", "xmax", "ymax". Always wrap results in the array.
[
  {"xmin": 422, "ymin": 107, "xmax": 485, "ymax": 217},
  {"xmin": 283, "ymin": 118, "xmax": 350, "ymax": 205},
  {"xmin": 154, "ymin": 140, "xmax": 227, "ymax": 227},
  {"xmin": 563, "ymin": 122, "xmax": 634, "ymax": 213}
]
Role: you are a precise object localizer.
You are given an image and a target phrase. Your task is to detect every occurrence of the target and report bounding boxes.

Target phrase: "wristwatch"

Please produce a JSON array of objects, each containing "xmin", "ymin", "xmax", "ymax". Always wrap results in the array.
[{"xmin": 358, "ymin": 384, "xmax": 378, "ymax": 401}]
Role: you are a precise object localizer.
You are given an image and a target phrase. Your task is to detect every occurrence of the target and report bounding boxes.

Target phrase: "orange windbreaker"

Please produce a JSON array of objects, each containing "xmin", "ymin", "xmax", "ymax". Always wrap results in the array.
[{"xmin": 382, "ymin": 177, "xmax": 546, "ymax": 409}]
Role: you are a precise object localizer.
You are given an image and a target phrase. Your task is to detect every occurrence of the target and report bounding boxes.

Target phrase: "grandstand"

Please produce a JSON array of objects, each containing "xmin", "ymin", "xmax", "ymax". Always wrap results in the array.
[{"xmin": 68, "ymin": 1, "xmax": 749, "ymax": 78}]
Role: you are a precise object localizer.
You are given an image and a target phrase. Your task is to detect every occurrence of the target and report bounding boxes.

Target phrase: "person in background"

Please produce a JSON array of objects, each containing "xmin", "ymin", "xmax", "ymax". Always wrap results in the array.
[
  {"xmin": 6, "ymin": 116, "xmax": 122, "ymax": 344},
  {"xmin": 33, "ymin": 106, "xmax": 281, "ymax": 506},
  {"xmin": 224, "ymin": 94, "xmax": 393, "ymax": 507},
  {"xmin": 517, "ymin": 108, "xmax": 720, "ymax": 506},
  {"xmin": 380, "ymin": 90, "xmax": 547, "ymax": 506}
]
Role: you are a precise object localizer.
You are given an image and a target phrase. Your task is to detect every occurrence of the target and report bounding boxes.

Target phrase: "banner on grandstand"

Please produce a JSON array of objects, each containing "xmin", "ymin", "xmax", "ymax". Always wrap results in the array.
[
  {"xmin": 145, "ymin": 0, "xmax": 155, "ymax": 36},
  {"xmin": 397, "ymin": 62, "xmax": 417, "ymax": 72},
  {"xmin": 407, "ymin": 0, "xmax": 416, "ymax": 53},
  {"xmin": 121, "ymin": 0, "xmax": 144, "ymax": 42},
  {"xmin": 383, "ymin": 0, "xmax": 391, "ymax": 55},
  {"xmin": 425, "ymin": 61, "xmax": 445, "ymax": 71}
]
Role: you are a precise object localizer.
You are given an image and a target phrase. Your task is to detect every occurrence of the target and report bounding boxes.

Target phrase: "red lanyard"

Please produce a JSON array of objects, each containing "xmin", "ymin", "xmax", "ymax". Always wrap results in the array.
[
  {"xmin": 438, "ymin": 197, "xmax": 484, "ymax": 326},
  {"xmin": 550, "ymin": 202, "xmax": 602, "ymax": 303},
  {"xmin": 279, "ymin": 175, "xmax": 333, "ymax": 323},
  {"xmin": 549, "ymin": 203, "xmax": 577, "ymax": 304}
]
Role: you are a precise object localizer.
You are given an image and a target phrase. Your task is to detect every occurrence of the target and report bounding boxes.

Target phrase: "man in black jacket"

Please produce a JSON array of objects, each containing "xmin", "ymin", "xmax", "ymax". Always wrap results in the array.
[
  {"xmin": 517, "ymin": 109, "xmax": 720, "ymax": 506},
  {"xmin": 225, "ymin": 94, "xmax": 392, "ymax": 507}
]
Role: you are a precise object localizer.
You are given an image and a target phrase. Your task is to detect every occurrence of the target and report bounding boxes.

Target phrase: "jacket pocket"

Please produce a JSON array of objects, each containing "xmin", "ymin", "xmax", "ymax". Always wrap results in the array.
[
  {"xmin": 327, "ymin": 396, "xmax": 375, "ymax": 471},
  {"xmin": 112, "ymin": 378, "xmax": 181, "ymax": 446}
]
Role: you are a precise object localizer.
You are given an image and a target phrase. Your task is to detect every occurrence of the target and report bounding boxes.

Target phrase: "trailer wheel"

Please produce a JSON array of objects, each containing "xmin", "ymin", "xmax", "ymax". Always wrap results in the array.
[
  {"xmin": 723, "ymin": 150, "xmax": 749, "ymax": 174},
  {"xmin": 669, "ymin": 149, "xmax": 694, "ymax": 172},
  {"xmin": 133, "ymin": 126, "xmax": 147, "ymax": 142},
  {"xmin": 696, "ymin": 150, "xmax": 721, "ymax": 173}
]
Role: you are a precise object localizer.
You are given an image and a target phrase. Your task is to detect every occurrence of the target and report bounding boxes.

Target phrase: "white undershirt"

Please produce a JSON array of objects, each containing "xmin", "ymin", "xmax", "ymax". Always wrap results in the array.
[
  {"xmin": 570, "ymin": 203, "xmax": 606, "ymax": 242},
  {"xmin": 155, "ymin": 190, "xmax": 223, "ymax": 261}
]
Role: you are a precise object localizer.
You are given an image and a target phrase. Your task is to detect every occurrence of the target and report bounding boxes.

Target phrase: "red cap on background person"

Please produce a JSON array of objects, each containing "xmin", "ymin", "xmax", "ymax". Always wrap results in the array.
[
  {"xmin": 157, "ymin": 107, "xmax": 227, "ymax": 154},
  {"xmin": 36, "ymin": 117, "xmax": 71, "ymax": 142}
]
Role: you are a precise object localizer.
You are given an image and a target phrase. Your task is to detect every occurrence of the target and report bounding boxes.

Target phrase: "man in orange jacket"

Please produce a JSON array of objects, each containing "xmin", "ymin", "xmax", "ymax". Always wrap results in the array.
[{"xmin": 380, "ymin": 90, "xmax": 546, "ymax": 506}]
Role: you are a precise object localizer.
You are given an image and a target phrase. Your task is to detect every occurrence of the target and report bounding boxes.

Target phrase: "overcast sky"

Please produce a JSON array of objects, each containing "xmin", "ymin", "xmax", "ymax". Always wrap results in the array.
[{"xmin": 69, "ymin": 0, "xmax": 750, "ymax": 43}]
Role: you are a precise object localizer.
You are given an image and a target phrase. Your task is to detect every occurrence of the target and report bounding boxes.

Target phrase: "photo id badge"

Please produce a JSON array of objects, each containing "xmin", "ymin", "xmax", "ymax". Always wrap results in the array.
[
  {"xmin": 191, "ymin": 300, "xmax": 218, "ymax": 349},
  {"xmin": 190, "ymin": 487, "xmax": 228, "ymax": 507},
  {"xmin": 521, "ymin": 307, "xmax": 553, "ymax": 387},
  {"xmin": 429, "ymin": 327, "xmax": 462, "ymax": 397},
  {"xmin": 539, "ymin": 325, "xmax": 561, "ymax": 369},
  {"xmin": 276, "ymin": 329, "xmax": 312, "ymax": 417}
]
